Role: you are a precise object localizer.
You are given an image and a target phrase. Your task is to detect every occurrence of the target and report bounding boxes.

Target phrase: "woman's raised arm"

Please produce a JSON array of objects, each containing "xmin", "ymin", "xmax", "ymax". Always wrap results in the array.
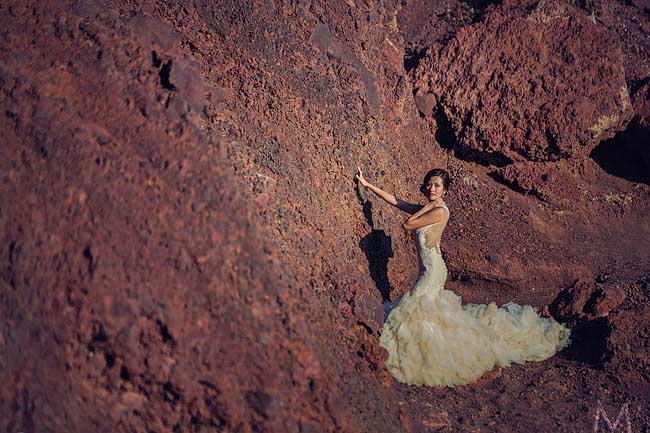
[{"xmin": 356, "ymin": 167, "xmax": 423, "ymax": 214}]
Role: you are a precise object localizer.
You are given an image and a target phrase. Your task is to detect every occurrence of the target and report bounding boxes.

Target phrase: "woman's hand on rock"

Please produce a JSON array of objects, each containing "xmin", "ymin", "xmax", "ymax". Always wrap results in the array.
[{"xmin": 356, "ymin": 167, "xmax": 369, "ymax": 187}]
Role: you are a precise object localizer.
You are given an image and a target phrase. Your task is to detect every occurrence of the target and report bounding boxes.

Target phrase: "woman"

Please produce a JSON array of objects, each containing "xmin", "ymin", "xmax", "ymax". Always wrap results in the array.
[{"xmin": 355, "ymin": 167, "xmax": 571, "ymax": 387}]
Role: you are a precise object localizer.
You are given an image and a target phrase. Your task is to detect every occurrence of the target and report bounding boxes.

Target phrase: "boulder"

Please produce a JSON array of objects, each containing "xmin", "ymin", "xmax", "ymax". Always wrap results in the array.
[
  {"xmin": 414, "ymin": 0, "xmax": 634, "ymax": 163},
  {"xmin": 549, "ymin": 279, "xmax": 626, "ymax": 322}
]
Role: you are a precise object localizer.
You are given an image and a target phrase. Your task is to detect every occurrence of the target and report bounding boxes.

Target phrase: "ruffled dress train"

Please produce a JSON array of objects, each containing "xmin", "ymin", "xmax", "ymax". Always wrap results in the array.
[{"xmin": 378, "ymin": 205, "xmax": 572, "ymax": 387}]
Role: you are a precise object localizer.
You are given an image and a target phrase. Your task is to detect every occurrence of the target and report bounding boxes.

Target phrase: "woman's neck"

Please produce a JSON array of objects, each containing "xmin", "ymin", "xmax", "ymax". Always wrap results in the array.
[{"xmin": 429, "ymin": 198, "xmax": 446, "ymax": 206}]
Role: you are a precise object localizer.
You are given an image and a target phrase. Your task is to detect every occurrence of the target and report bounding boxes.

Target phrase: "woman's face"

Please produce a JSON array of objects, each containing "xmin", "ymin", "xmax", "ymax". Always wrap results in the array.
[{"xmin": 426, "ymin": 176, "xmax": 445, "ymax": 201}]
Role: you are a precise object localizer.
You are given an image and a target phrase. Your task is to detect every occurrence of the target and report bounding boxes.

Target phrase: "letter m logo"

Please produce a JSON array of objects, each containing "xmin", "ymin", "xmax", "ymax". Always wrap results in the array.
[{"xmin": 593, "ymin": 399, "xmax": 631, "ymax": 433}]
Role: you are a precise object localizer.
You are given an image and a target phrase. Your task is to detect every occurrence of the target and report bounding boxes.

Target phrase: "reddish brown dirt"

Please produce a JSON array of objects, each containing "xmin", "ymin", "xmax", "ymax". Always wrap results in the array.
[{"xmin": 1, "ymin": 1, "xmax": 649, "ymax": 432}]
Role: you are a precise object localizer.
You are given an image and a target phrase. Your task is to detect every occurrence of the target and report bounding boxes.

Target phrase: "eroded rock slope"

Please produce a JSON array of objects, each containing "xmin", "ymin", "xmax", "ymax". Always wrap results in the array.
[{"xmin": 1, "ymin": 1, "xmax": 650, "ymax": 432}]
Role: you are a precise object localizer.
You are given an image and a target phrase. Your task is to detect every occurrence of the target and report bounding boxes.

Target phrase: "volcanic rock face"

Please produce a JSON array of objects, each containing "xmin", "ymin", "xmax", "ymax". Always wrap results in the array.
[
  {"xmin": 0, "ymin": 4, "xmax": 311, "ymax": 431},
  {"xmin": 2, "ymin": 0, "xmax": 650, "ymax": 432},
  {"xmin": 577, "ymin": 0, "xmax": 650, "ymax": 84},
  {"xmin": 414, "ymin": 0, "xmax": 633, "ymax": 163},
  {"xmin": 0, "ymin": 1, "xmax": 424, "ymax": 432}
]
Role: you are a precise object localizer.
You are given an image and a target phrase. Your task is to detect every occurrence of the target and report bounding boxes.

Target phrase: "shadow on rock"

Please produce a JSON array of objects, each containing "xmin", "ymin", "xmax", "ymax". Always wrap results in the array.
[
  {"xmin": 548, "ymin": 279, "xmax": 626, "ymax": 367},
  {"xmin": 590, "ymin": 118, "xmax": 650, "ymax": 185},
  {"xmin": 356, "ymin": 193, "xmax": 394, "ymax": 302}
]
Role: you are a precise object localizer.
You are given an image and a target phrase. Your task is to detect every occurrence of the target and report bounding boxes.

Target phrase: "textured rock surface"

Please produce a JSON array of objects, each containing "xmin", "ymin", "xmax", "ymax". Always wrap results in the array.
[
  {"xmin": 576, "ymin": 0, "xmax": 650, "ymax": 84},
  {"xmin": 603, "ymin": 287, "xmax": 650, "ymax": 395},
  {"xmin": 414, "ymin": 0, "xmax": 634, "ymax": 163},
  {"xmin": 1, "ymin": 1, "xmax": 650, "ymax": 432},
  {"xmin": 550, "ymin": 279, "xmax": 626, "ymax": 323}
]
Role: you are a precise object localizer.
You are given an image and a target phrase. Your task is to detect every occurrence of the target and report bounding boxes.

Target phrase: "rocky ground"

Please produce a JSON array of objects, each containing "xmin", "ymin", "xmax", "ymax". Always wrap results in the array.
[{"xmin": 1, "ymin": 0, "xmax": 649, "ymax": 432}]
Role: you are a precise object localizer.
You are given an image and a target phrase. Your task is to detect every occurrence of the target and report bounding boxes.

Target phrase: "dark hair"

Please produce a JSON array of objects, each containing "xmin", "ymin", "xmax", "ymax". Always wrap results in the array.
[{"xmin": 420, "ymin": 168, "xmax": 451, "ymax": 196}]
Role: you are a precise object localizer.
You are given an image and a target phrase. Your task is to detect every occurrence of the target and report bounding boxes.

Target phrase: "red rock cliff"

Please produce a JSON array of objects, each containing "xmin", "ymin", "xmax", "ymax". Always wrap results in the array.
[{"xmin": 1, "ymin": 1, "xmax": 649, "ymax": 432}]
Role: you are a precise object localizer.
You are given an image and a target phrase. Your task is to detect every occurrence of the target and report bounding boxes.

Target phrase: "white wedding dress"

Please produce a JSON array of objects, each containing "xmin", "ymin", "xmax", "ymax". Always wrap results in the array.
[{"xmin": 379, "ymin": 204, "xmax": 572, "ymax": 387}]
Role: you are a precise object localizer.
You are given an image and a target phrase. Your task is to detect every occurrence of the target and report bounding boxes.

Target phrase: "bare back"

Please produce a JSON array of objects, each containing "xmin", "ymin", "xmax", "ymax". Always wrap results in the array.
[{"xmin": 420, "ymin": 205, "xmax": 450, "ymax": 249}]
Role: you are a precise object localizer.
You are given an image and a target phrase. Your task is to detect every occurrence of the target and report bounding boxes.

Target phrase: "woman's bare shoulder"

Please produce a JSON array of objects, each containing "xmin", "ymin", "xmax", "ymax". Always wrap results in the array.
[
  {"xmin": 420, "ymin": 206, "xmax": 448, "ymax": 224},
  {"xmin": 431, "ymin": 206, "xmax": 448, "ymax": 215}
]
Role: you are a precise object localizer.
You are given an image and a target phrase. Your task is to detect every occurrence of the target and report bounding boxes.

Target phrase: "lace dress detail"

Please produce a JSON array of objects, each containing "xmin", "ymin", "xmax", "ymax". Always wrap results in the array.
[{"xmin": 379, "ymin": 204, "xmax": 571, "ymax": 387}]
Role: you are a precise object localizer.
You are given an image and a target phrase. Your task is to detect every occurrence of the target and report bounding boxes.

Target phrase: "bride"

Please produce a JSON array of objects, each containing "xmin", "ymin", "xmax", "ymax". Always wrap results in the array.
[{"xmin": 355, "ymin": 167, "xmax": 572, "ymax": 387}]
